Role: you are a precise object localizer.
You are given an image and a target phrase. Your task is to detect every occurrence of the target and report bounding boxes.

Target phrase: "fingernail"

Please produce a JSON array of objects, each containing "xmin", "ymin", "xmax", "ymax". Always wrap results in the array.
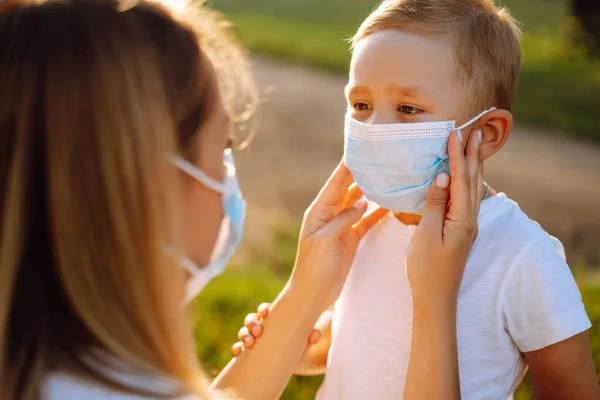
[
  {"xmin": 457, "ymin": 129, "xmax": 463, "ymax": 144},
  {"xmin": 354, "ymin": 199, "xmax": 368, "ymax": 210},
  {"xmin": 258, "ymin": 303, "xmax": 269, "ymax": 314},
  {"xmin": 477, "ymin": 129, "xmax": 482, "ymax": 144},
  {"xmin": 436, "ymin": 173, "xmax": 450, "ymax": 189}
]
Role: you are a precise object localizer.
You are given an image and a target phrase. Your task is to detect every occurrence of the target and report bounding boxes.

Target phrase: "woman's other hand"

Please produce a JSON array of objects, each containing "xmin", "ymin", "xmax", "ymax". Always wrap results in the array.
[{"xmin": 290, "ymin": 161, "xmax": 389, "ymax": 308}]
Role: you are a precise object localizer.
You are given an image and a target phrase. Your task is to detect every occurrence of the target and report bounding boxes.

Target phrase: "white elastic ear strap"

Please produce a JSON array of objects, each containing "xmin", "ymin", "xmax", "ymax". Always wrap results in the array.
[
  {"xmin": 179, "ymin": 255, "xmax": 201, "ymax": 277},
  {"xmin": 454, "ymin": 107, "xmax": 496, "ymax": 131},
  {"xmin": 170, "ymin": 156, "xmax": 225, "ymax": 193},
  {"xmin": 163, "ymin": 245, "xmax": 201, "ymax": 279}
]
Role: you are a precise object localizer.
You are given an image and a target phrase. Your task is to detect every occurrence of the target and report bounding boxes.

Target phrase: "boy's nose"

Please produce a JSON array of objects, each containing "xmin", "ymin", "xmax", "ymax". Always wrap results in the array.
[{"xmin": 370, "ymin": 111, "xmax": 398, "ymax": 125}]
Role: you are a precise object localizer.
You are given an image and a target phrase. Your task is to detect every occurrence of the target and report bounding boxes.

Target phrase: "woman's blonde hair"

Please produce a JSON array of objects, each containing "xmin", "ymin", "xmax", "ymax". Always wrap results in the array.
[{"xmin": 0, "ymin": 0, "xmax": 256, "ymax": 399}]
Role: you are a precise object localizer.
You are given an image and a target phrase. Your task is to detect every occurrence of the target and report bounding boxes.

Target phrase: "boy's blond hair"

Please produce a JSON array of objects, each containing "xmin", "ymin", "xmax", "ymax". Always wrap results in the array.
[{"xmin": 352, "ymin": 0, "xmax": 522, "ymax": 111}]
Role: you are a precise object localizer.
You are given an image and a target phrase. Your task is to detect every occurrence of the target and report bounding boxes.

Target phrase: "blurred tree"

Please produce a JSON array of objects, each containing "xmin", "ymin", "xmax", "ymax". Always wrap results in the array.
[{"xmin": 571, "ymin": 0, "xmax": 600, "ymax": 56}]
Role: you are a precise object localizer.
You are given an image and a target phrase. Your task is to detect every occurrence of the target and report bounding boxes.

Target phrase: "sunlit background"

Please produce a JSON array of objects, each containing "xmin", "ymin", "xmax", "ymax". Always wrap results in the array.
[{"xmin": 194, "ymin": 1, "xmax": 600, "ymax": 398}]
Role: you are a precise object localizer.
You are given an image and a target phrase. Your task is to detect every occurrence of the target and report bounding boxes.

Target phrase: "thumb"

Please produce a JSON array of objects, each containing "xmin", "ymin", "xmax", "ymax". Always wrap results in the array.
[
  {"xmin": 321, "ymin": 200, "xmax": 368, "ymax": 236},
  {"xmin": 420, "ymin": 173, "xmax": 451, "ymax": 234},
  {"xmin": 308, "ymin": 329, "xmax": 322, "ymax": 345}
]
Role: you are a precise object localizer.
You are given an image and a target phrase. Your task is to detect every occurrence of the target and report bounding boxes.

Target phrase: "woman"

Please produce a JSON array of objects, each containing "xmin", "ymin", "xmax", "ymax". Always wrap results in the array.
[{"xmin": 0, "ymin": 0, "xmax": 482, "ymax": 399}]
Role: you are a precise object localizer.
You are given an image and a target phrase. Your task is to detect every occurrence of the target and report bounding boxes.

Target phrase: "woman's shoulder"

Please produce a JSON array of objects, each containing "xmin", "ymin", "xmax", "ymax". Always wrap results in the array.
[
  {"xmin": 41, "ymin": 371, "xmax": 201, "ymax": 400},
  {"xmin": 42, "ymin": 372, "xmax": 141, "ymax": 400}
]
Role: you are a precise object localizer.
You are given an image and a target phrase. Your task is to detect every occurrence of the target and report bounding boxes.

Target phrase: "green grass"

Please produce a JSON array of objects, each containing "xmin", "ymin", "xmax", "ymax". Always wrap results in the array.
[
  {"xmin": 194, "ymin": 223, "xmax": 600, "ymax": 399},
  {"xmin": 210, "ymin": 0, "xmax": 600, "ymax": 142}
]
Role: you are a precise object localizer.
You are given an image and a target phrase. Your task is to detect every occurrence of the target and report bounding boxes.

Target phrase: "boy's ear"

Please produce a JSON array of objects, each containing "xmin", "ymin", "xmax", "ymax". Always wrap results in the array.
[{"xmin": 478, "ymin": 109, "xmax": 512, "ymax": 161}]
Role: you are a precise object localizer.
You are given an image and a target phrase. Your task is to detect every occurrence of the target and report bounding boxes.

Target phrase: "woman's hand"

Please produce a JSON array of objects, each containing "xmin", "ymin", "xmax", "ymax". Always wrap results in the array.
[
  {"xmin": 406, "ymin": 129, "xmax": 484, "ymax": 312},
  {"xmin": 290, "ymin": 161, "xmax": 389, "ymax": 308},
  {"xmin": 404, "ymin": 128, "xmax": 484, "ymax": 400},
  {"xmin": 212, "ymin": 163, "xmax": 387, "ymax": 400}
]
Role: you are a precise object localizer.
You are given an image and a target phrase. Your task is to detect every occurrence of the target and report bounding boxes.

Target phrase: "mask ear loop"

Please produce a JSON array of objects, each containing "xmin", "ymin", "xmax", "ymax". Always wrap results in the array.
[
  {"xmin": 452, "ymin": 108, "xmax": 495, "ymax": 203},
  {"xmin": 178, "ymin": 254, "xmax": 202, "ymax": 277},
  {"xmin": 170, "ymin": 156, "xmax": 226, "ymax": 194},
  {"xmin": 453, "ymin": 107, "xmax": 497, "ymax": 132}
]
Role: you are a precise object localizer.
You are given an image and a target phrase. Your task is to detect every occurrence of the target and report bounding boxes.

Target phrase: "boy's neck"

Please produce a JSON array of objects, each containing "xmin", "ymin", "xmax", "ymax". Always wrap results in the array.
[
  {"xmin": 393, "ymin": 185, "xmax": 497, "ymax": 226},
  {"xmin": 394, "ymin": 212, "xmax": 422, "ymax": 226}
]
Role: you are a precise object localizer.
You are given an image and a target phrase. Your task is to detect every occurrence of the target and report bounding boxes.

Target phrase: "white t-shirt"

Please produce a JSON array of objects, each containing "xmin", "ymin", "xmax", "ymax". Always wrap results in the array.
[
  {"xmin": 42, "ymin": 373, "xmax": 196, "ymax": 400},
  {"xmin": 317, "ymin": 193, "xmax": 591, "ymax": 400},
  {"xmin": 42, "ymin": 359, "xmax": 199, "ymax": 400}
]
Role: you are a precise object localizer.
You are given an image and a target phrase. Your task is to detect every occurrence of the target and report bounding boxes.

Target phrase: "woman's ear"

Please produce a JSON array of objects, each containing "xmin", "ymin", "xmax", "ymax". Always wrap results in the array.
[{"xmin": 478, "ymin": 109, "xmax": 512, "ymax": 161}]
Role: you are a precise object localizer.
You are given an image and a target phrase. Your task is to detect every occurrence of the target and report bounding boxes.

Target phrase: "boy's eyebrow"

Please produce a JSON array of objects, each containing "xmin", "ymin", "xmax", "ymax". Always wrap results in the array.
[
  {"xmin": 344, "ymin": 84, "xmax": 369, "ymax": 96},
  {"xmin": 388, "ymin": 84, "xmax": 428, "ymax": 98},
  {"xmin": 344, "ymin": 83, "xmax": 430, "ymax": 101}
]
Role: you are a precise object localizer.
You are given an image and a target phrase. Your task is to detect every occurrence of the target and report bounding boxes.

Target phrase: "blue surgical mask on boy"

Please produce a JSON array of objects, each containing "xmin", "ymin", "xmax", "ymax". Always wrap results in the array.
[
  {"xmin": 171, "ymin": 150, "xmax": 246, "ymax": 303},
  {"xmin": 344, "ymin": 108, "xmax": 495, "ymax": 214}
]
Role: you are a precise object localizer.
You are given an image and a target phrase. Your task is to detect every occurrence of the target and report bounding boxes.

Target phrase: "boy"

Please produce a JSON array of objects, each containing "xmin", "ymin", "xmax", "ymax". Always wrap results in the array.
[{"xmin": 237, "ymin": 1, "xmax": 599, "ymax": 398}]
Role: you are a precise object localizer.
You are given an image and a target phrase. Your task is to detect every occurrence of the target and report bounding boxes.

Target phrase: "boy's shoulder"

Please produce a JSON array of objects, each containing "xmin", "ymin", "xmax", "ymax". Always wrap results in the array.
[
  {"xmin": 477, "ymin": 192, "xmax": 564, "ymax": 258},
  {"xmin": 464, "ymin": 192, "xmax": 569, "ymax": 293},
  {"xmin": 469, "ymin": 193, "xmax": 589, "ymax": 353},
  {"xmin": 477, "ymin": 194, "xmax": 591, "ymax": 353}
]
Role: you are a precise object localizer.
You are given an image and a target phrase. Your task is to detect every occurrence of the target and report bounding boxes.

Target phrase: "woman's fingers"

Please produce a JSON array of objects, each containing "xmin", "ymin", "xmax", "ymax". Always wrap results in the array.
[
  {"xmin": 320, "ymin": 200, "xmax": 368, "ymax": 238},
  {"xmin": 419, "ymin": 172, "xmax": 451, "ymax": 235},
  {"xmin": 313, "ymin": 160, "xmax": 354, "ymax": 207},
  {"xmin": 342, "ymin": 183, "xmax": 364, "ymax": 209},
  {"xmin": 353, "ymin": 207, "xmax": 390, "ymax": 239},
  {"xmin": 465, "ymin": 128, "xmax": 482, "ymax": 216},
  {"xmin": 447, "ymin": 130, "xmax": 472, "ymax": 217},
  {"xmin": 476, "ymin": 162, "xmax": 485, "ymax": 217}
]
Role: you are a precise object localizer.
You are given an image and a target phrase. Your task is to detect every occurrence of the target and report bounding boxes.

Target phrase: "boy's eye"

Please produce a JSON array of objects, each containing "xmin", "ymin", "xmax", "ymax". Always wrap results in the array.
[
  {"xmin": 398, "ymin": 105, "xmax": 423, "ymax": 115},
  {"xmin": 353, "ymin": 102, "xmax": 371, "ymax": 112}
]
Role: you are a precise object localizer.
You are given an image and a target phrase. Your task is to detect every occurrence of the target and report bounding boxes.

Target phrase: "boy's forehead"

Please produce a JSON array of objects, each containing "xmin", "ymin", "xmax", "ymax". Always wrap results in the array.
[{"xmin": 349, "ymin": 30, "xmax": 461, "ymax": 94}]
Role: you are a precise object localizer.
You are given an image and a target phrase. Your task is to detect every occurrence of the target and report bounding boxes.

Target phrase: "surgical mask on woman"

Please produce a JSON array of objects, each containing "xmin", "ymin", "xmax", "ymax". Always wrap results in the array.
[{"xmin": 171, "ymin": 150, "xmax": 247, "ymax": 303}]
